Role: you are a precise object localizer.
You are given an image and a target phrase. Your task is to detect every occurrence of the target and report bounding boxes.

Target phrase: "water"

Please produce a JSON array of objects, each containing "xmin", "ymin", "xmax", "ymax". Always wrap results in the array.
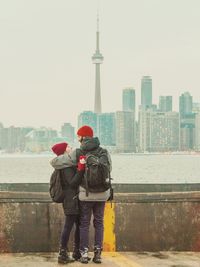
[{"xmin": 0, "ymin": 154, "xmax": 200, "ymax": 184}]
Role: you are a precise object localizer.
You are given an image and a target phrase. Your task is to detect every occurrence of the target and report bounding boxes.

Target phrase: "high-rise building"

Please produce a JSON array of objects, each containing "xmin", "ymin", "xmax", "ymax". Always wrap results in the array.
[
  {"xmin": 0, "ymin": 123, "xmax": 4, "ymax": 150},
  {"xmin": 139, "ymin": 110, "xmax": 180, "ymax": 152},
  {"xmin": 92, "ymin": 16, "xmax": 103, "ymax": 114},
  {"xmin": 116, "ymin": 111, "xmax": 135, "ymax": 152},
  {"xmin": 179, "ymin": 92, "xmax": 194, "ymax": 150},
  {"xmin": 61, "ymin": 123, "xmax": 75, "ymax": 143},
  {"xmin": 195, "ymin": 113, "xmax": 200, "ymax": 151},
  {"xmin": 138, "ymin": 110, "xmax": 151, "ymax": 152},
  {"xmin": 151, "ymin": 112, "xmax": 180, "ymax": 152},
  {"xmin": 141, "ymin": 76, "xmax": 152, "ymax": 110},
  {"xmin": 78, "ymin": 111, "xmax": 97, "ymax": 136},
  {"xmin": 0, "ymin": 124, "xmax": 8, "ymax": 151},
  {"xmin": 122, "ymin": 88, "xmax": 135, "ymax": 112},
  {"xmin": 98, "ymin": 113, "xmax": 116, "ymax": 146},
  {"xmin": 180, "ymin": 114, "xmax": 195, "ymax": 151},
  {"xmin": 193, "ymin": 103, "xmax": 200, "ymax": 114},
  {"xmin": 179, "ymin": 92, "xmax": 193, "ymax": 118},
  {"xmin": 159, "ymin": 96, "xmax": 172, "ymax": 112}
]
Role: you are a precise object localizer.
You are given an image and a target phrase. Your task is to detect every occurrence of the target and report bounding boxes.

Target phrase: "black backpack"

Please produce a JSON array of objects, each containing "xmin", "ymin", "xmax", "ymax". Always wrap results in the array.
[
  {"xmin": 83, "ymin": 147, "xmax": 112, "ymax": 196},
  {"xmin": 49, "ymin": 169, "xmax": 65, "ymax": 203}
]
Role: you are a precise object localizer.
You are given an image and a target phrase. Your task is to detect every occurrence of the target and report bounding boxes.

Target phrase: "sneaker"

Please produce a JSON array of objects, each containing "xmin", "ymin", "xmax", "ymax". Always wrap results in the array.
[
  {"xmin": 93, "ymin": 247, "xmax": 102, "ymax": 264},
  {"xmin": 72, "ymin": 249, "xmax": 81, "ymax": 261},
  {"xmin": 80, "ymin": 248, "xmax": 89, "ymax": 264},
  {"xmin": 58, "ymin": 248, "xmax": 75, "ymax": 264}
]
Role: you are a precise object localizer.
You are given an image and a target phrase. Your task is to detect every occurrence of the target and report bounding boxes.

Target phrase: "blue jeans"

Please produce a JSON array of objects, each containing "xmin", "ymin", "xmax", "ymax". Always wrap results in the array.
[
  {"xmin": 60, "ymin": 215, "xmax": 80, "ymax": 250},
  {"xmin": 79, "ymin": 201, "xmax": 105, "ymax": 251}
]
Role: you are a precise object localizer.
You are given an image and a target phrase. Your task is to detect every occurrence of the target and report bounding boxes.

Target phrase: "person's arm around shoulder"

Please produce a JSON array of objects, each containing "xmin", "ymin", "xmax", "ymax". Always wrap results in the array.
[
  {"xmin": 50, "ymin": 149, "xmax": 77, "ymax": 169},
  {"xmin": 66, "ymin": 156, "xmax": 86, "ymax": 188}
]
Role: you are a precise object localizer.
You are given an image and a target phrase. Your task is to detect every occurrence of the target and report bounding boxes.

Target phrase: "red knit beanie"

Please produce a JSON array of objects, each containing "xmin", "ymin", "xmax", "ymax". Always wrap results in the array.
[
  {"xmin": 77, "ymin": 125, "xmax": 93, "ymax": 137},
  {"xmin": 51, "ymin": 142, "xmax": 68, "ymax": 156}
]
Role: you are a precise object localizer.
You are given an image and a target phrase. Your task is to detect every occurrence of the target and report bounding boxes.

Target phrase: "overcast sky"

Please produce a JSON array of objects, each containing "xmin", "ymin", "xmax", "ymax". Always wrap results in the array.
[{"xmin": 0, "ymin": 0, "xmax": 200, "ymax": 130}]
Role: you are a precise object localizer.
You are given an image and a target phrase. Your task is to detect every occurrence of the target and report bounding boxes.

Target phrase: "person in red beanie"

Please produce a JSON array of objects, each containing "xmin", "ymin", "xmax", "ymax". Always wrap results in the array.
[
  {"xmin": 50, "ymin": 126, "xmax": 112, "ymax": 264},
  {"xmin": 50, "ymin": 142, "xmax": 85, "ymax": 264}
]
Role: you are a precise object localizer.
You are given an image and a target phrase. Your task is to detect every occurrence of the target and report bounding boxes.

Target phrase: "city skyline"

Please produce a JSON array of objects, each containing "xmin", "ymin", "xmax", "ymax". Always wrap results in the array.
[
  {"xmin": 0, "ymin": 87, "xmax": 199, "ymax": 153},
  {"xmin": 0, "ymin": 1, "xmax": 200, "ymax": 130}
]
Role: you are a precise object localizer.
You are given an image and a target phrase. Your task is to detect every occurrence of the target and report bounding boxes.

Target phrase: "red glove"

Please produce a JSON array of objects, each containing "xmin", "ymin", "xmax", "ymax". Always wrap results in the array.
[{"xmin": 77, "ymin": 155, "xmax": 86, "ymax": 171}]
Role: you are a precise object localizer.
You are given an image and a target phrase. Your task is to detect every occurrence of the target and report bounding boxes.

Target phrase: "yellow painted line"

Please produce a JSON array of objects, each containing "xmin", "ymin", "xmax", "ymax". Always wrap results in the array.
[
  {"xmin": 103, "ymin": 202, "xmax": 116, "ymax": 251},
  {"xmin": 103, "ymin": 252, "xmax": 143, "ymax": 267}
]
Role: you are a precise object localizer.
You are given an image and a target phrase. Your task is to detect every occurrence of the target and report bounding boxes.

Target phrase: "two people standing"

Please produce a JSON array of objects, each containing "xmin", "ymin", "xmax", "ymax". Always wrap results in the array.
[{"xmin": 50, "ymin": 125, "xmax": 112, "ymax": 264}]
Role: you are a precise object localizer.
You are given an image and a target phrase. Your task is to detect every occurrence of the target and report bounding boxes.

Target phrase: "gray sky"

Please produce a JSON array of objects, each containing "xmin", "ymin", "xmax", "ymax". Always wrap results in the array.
[{"xmin": 0, "ymin": 0, "xmax": 200, "ymax": 130}]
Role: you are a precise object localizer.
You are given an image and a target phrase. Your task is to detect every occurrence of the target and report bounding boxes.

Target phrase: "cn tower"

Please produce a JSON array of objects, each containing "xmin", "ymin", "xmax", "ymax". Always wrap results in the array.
[{"xmin": 92, "ymin": 15, "xmax": 103, "ymax": 114}]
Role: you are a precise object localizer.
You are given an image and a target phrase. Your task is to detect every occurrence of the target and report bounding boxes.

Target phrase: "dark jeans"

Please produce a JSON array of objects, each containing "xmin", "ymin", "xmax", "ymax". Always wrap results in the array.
[
  {"xmin": 60, "ymin": 215, "xmax": 80, "ymax": 250},
  {"xmin": 79, "ymin": 201, "xmax": 106, "ymax": 251}
]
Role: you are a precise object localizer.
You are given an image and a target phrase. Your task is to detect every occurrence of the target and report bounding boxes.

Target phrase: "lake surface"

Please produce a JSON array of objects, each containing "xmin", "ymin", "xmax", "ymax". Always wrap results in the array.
[{"xmin": 0, "ymin": 154, "xmax": 199, "ymax": 184}]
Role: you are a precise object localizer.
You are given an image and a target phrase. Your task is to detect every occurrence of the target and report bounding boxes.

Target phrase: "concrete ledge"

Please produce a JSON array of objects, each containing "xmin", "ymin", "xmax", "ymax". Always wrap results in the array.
[
  {"xmin": 1, "ymin": 191, "xmax": 200, "ymax": 203},
  {"xmin": 1, "ymin": 192, "xmax": 200, "ymax": 252},
  {"xmin": 1, "ymin": 183, "xmax": 200, "ymax": 193}
]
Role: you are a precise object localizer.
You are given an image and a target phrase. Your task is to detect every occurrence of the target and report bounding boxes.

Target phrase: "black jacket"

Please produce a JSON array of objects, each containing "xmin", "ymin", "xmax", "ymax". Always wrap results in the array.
[{"xmin": 60, "ymin": 167, "xmax": 84, "ymax": 215}]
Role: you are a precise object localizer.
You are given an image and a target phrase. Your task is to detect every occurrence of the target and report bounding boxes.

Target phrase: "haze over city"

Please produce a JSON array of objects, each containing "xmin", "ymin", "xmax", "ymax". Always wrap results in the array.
[{"xmin": 0, "ymin": 0, "xmax": 200, "ymax": 130}]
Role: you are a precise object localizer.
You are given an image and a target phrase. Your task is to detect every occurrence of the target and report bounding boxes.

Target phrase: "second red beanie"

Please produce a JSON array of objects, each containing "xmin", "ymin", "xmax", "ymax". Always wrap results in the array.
[{"xmin": 51, "ymin": 142, "xmax": 68, "ymax": 156}]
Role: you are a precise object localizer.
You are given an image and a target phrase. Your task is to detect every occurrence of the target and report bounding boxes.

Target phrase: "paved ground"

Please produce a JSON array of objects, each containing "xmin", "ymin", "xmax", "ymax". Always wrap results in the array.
[{"xmin": 0, "ymin": 252, "xmax": 200, "ymax": 267}]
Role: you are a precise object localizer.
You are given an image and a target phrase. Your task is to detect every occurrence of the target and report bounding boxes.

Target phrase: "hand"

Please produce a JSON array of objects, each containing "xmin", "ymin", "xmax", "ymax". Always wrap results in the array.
[
  {"xmin": 79, "ymin": 155, "xmax": 86, "ymax": 164},
  {"xmin": 77, "ymin": 156, "xmax": 86, "ymax": 171}
]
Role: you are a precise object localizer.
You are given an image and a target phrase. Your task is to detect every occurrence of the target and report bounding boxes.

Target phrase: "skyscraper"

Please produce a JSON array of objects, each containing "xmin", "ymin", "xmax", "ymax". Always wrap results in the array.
[
  {"xmin": 138, "ymin": 109, "xmax": 151, "ymax": 152},
  {"xmin": 192, "ymin": 103, "xmax": 200, "ymax": 114},
  {"xmin": 98, "ymin": 113, "xmax": 116, "ymax": 146},
  {"xmin": 180, "ymin": 114, "xmax": 195, "ymax": 151},
  {"xmin": 139, "ymin": 110, "xmax": 180, "ymax": 152},
  {"xmin": 159, "ymin": 96, "xmax": 172, "ymax": 112},
  {"xmin": 141, "ymin": 76, "xmax": 152, "ymax": 110},
  {"xmin": 150, "ymin": 112, "xmax": 180, "ymax": 152},
  {"xmin": 116, "ymin": 111, "xmax": 136, "ymax": 152},
  {"xmin": 92, "ymin": 16, "xmax": 103, "ymax": 114},
  {"xmin": 195, "ymin": 113, "xmax": 200, "ymax": 151},
  {"xmin": 179, "ymin": 92, "xmax": 193, "ymax": 118},
  {"xmin": 122, "ymin": 88, "xmax": 135, "ymax": 112}
]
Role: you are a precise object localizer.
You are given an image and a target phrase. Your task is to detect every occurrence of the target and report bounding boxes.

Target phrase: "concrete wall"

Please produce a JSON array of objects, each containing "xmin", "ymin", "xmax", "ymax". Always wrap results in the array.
[
  {"xmin": 1, "ymin": 191, "xmax": 200, "ymax": 252},
  {"xmin": 1, "ymin": 183, "xmax": 200, "ymax": 193}
]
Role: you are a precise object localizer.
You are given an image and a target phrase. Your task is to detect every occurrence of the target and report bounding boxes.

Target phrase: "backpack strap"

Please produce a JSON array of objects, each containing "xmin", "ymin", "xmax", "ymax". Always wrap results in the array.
[
  {"xmin": 76, "ymin": 148, "xmax": 85, "ymax": 162},
  {"xmin": 59, "ymin": 169, "xmax": 64, "ymax": 188},
  {"xmin": 85, "ymin": 167, "xmax": 89, "ymax": 197}
]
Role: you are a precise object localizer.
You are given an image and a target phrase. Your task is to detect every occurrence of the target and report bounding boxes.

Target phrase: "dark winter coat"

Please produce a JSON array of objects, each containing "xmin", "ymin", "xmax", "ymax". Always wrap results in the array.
[{"xmin": 60, "ymin": 167, "xmax": 84, "ymax": 215}]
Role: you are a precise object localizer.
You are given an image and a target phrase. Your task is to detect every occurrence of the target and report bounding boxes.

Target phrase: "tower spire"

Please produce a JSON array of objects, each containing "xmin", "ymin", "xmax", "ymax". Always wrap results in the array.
[
  {"xmin": 97, "ymin": 10, "xmax": 99, "ymax": 32},
  {"xmin": 92, "ymin": 13, "xmax": 104, "ymax": 114},
  {"xmin": 96, "ymin": 13, "xmax": 100, "ymax": 52}
]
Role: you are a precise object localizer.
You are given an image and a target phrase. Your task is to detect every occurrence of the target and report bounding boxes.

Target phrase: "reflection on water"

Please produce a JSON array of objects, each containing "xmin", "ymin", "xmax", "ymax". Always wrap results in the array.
[{"xmin": 0, "ymin": 154, "xmax": 199, "ymax": 184}]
